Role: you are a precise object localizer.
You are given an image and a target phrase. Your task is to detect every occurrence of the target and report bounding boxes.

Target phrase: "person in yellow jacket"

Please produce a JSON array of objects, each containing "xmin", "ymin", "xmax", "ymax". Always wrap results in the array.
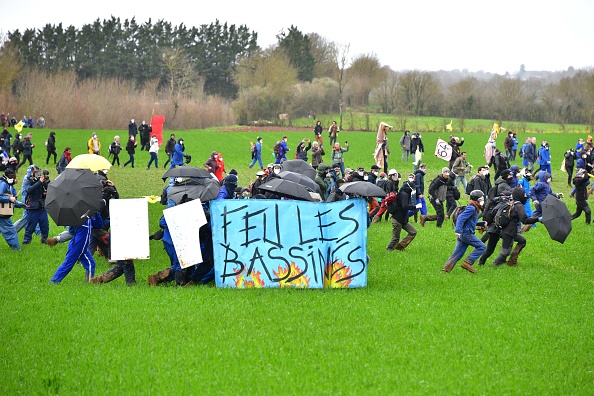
[{"xmin": 88, "ymin": 132, "xmax": 101, "ymax": 155}]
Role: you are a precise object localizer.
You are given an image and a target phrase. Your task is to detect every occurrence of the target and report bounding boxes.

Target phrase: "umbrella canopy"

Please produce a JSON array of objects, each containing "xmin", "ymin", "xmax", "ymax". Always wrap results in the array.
[
  {"xmin": 257, "ymin": 178, "xmax": 315, "ymax": 201},
  {"xmin": 541, "ymin": 195, "xmax": 572, "ymax": 243},
  {"xmin": 339, "ymin": 181, "xmax": 387, "ymax": 198},
  {"xmin": 45, "ymin": 168, "xmax": 103, "ymax": 226},
  {"xmin": 281, "ymin": 160, "xmax": 316, "ymax": 180},
  {"xmin": 66, "ymin": 154, "xmax": 112, "ymax": 172},
  {"xmin": 167, "ymin": 178, "xmax": 220, "ymax": 204},
  {"xmin": 278, "ymin": 171, "xmax": 320, "ymax": 193},
  {"xmin": 162, "ymin": 166, "xmax": 212, "ymax": 180}
]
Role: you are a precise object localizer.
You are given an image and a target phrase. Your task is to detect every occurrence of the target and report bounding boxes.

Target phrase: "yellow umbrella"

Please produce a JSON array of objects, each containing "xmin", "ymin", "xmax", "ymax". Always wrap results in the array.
[{"xmin": 66, "ymin": 154, "xmax": 112, "ymax": 172}]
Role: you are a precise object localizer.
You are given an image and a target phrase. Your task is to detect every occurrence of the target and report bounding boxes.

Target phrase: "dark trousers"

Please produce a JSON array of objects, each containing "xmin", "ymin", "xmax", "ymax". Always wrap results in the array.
[
  {"xmin": 479, "ymin": 231, "xmax": 501, "ymax": 264},
  {"xmin": 23, "ymin": 209, "xmax": 49, "ymax": 243},
  {"xmin": 431, "ymin": 199, "xmax": 445, "ymax": 227},
  {"xmin": 566, "ymin": 166, "xmax": 574, "ymax": 186},
  {"xmin": 111, "ymin": 153, "xmax": 120, "ymax": 166},
  {"xmin": 18, "ymin": 155, "xmax": 33, "ymax": 169},
  {"xmin": 572, "ymin": 199, "xmax": 591, "ymax": 224},
  {"xmin": 46, "ymin": 151, "xmax": 57, "ymax": 164}
]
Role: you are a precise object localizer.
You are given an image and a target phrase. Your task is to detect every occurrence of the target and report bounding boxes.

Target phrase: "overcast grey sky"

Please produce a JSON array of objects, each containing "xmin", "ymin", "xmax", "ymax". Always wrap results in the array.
[{"xmin": 1, "ymin": 0, "xmax": 592, "ymax": 75}]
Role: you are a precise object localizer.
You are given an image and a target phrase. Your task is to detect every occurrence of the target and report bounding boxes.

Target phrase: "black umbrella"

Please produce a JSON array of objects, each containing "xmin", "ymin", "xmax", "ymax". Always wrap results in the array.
[
  {"xmin": 281, "ymin": 160, "xmax": 316, "ymax": 180},
  {"xmin": 339, "ymin": 181, "xmax": 387, "ymax": 198},
  {"xmin": 167, "ymin": 178, "xmax": 220, "ymax": 204},
  {"xmin": 278, "ymin": 171, "xmax": 320, "ymax": 193},
  {"xmin": 541, "ymin": 195, "xmax": 572, "ymax": 243},
  {"xmin": 45, "ymin": 168, "xmax": 103, "ymax": 226},
  {"xmin": 162, "ymin": 166, "xmax": 212, "ymax": 180},
  {"xmin": 257, "ymin": 178, "xmax": 315, "ymax": 201}
]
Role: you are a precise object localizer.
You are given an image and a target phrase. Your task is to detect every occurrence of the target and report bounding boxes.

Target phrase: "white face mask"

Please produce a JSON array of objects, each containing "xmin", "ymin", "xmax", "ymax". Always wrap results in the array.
[
  {"xmin": 484, "ymin": 170, "xmax": 489, "ymax": 175},
  {"xmin": 273, "ymin": 168, "xmax": 280, "ymax": 174},
  {"xmin": 408, "ymin": 178, "xmax": 415, "ymax": 183},
  {"xmin": 6, "ymin": 178, "xmax": 14, "ymax": 184},
  {"xmin": 363, "ymin": 176, "xmax": 369, "ymax": 181},
  {"xmin": 219, "ymin": 157, "xmax": 223, "ymax": 161}
]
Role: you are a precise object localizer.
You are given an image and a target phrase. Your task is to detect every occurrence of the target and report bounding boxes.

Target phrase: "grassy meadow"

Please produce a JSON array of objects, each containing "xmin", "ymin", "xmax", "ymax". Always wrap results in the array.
[{"xmin": 1, "ymin": 124, "xmax": 593, "ymax": 394}]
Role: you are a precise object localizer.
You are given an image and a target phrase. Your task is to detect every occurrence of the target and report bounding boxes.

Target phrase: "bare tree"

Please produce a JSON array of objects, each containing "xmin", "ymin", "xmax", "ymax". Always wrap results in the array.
[
  {"xmin": 162, "ymin": 47, "xmax": 204, "ymax": 119},
  {"xmin": 332, "ymin": 43, "xmax": 352, "ymax": 130},
  {"xmin": 399, "ymin": 70, "xmax": 440, "ymax": 116},
  {"xmin": 308, "ymin": 33, "xmax": 337, "ymax": 79},
  {"xmin": 371, "ymin": 68, "xmax": 400, "ymax": 113}
]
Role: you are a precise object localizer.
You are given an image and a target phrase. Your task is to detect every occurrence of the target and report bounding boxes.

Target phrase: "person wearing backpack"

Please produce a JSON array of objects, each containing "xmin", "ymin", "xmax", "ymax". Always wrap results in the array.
[
  {"xmin": 385, "ymin": 177, "xmax": 421, "ymax": 252},
  {"xmin": 489, "ymin": 148, "xmax": 510, "ymax": 181},
  {"xmin": 249, "ymin": 136, "xmax": 263, "ymax": 170},
  {"xmin": 442, "ymin": 190, "xmax": 486, "ymax": 273},
  {"xmin": 491, "ymin": 187, "xmax": 540, "ymax": 267},
  {"xmin": 466, "ymin": 166, "xmax": 491, "ymax": 199}
]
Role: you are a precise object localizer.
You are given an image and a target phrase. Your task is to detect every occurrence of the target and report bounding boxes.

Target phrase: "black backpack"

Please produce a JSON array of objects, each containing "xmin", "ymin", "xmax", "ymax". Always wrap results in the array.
[
  {"xmin": 385, "ymin": 192, "xmax": 398, "ymax": 215},
  {"xmin": 494, "ymin": 200, "xmax": 516, "ymax": 229},
  {"xmin": 487, "ymin": 185, "xmax": 498, "ymax": 201},
  {"xmin": 273, "ymin": 142, "xmax": 281, "ymax": 155},
  {"xmin": 466, "ymin": 176, "xmax": 475, "ymax": 195},
  {"xmin": 483, "ymin": 196, "xmax": 507, "ymax": 224},
  {"xmin": 451, "ymin": 205, "xmax": 467, "ymax": 227}
]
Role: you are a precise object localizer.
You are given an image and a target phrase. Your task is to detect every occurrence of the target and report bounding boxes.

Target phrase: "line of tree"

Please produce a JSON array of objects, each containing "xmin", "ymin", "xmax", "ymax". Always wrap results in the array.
[{"xmin": 2, "ymin": 19, "xmax": 594, "ymax": 131}]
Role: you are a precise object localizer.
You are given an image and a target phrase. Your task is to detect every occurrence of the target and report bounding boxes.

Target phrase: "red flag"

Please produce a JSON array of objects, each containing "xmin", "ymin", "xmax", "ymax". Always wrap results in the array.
[{"xmin": 151, "ymin": 115, "xmax": 166, "ymax": 146}]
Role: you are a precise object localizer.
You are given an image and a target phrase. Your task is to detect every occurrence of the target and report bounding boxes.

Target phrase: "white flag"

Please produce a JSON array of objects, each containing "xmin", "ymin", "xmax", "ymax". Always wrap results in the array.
[{"xmin": 434, "ymin": 139, "xmax": 452, "ymax": 162}]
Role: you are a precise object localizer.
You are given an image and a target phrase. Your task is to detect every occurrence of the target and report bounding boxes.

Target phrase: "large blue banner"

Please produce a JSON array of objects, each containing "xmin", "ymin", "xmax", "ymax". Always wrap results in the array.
[{"xmin": 210, "ymin": 199, "xmax": 368, "ymax": 288}]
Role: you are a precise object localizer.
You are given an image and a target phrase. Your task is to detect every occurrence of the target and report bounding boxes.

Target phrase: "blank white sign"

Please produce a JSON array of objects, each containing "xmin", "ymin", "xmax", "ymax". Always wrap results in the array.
[
  {"xmin": 163, "ymin": 199, "xmax": 207, "ymax": 269},
  {"xmin": 110, "ymin": 198, "xmax": 150, "ymax": 260}
]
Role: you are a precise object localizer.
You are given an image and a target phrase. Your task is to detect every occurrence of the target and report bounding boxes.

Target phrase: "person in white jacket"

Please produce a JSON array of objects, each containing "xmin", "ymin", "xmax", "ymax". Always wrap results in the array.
[{"xmin": 146, "ymin": 135, "xmax": 160, "ymax": 169}]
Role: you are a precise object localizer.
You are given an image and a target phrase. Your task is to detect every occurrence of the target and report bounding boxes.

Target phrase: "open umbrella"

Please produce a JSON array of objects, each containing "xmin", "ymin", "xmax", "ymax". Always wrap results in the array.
[
  {"xmin": 281, "ymin": 160, "xmax": 316, "ymax": 180},
  {"xmin": 167, "ymin": 177, "xmax": 220, "ymax": 204},
  {"xmin": 339, "ymin": 181, "xmax": 387, "ymax": 198},
  {"xmin": 278, "ymin": 171, "xmax": 320, "ymax": 193},
  {"xmin": 540, "ymin": 195, "xmax": 572, "ymax": 243},
  {"xmin": 162, "ymin": 166, "xmax": 212, "ymax": 180},
  {"xmin": 66, "ymin": 154, "xmax": 112, "ymax": 171},
  {"xmin": 257, "ymin": 178, "xmax": 315, "ymax": 201},
  {"xmin": 45, "ymin": 168, "xmax": 103, "ymax": 226}
]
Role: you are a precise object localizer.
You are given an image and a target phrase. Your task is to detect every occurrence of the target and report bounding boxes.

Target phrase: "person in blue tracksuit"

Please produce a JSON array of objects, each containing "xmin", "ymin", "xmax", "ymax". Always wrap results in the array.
[
  {"xmin": 249, "ymin": 136, "xmax": 264, "ymax": 170},
  {"xmin": 442, "ymin": 190, "xmax": 486, "ymax": 273},
  {"xmin": 529, "ymin": 171, "xmax": 563, "ymax": 218},
  {"xmin": 13, "ymin": 164, "xmax": 40, "ymax": 233},
  {"xmin": 537, "ymin": 141, "xmax": 552, "ymax": 175},
  {"xmin": 50, "ymin": 213, "xmax": 103, "ymax": 283}
]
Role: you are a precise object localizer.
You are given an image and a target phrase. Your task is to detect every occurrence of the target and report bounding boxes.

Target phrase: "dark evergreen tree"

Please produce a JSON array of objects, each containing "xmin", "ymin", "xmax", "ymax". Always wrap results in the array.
[{"xmin": 277, "ymin": 26, "xmax": 315, "ymax": 82}]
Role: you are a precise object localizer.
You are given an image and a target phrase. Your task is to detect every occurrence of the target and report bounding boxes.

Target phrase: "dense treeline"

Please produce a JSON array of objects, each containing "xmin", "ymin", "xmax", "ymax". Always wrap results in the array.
[{"xmin": 2, "ymin": 19, "xmax": 594, "ymax": 130}]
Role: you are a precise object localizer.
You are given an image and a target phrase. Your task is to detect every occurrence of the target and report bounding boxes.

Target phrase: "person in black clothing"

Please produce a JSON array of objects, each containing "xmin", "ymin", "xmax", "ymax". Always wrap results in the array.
[
  {"xmin": 427, "ymin": 167, "xmax": 451, "ymax": 227},
  {"xmin": 109, "ymin": 136, "xmax": 122, "ymax": 167},
  {"xmin": 313, "ymin": 121, "xmax": 323, "ymax": 146},
  {"xmin": 163, "ymin": 134, "xmax": 176, "ymax": 169},
  {"xmin": 564, "ymin": 148, "xmax": 576, "ymax": 188},
  {"xmin": 123, "ymin": 135, "xmax": 137, "ymax": 168},
  {"xmin": 489, "ymin": 148, "xmax": 510, "ymax": 181},
  {"xmin": 128, "ymin": 118, "xmax": 138, "ymax": 138},
  {"xmin": 571, "ymin": 168, "xmax": 591, "ymax": 224},
  {"xmin": 46, "ymin": 131, "xmax": 57, "ymax": 165},
  {"xmin": 385, "ymin": 177, "xmax": 419, "ymax": 251},
  {"xmin": 17, "ymin": 133, "xmax": 35, "ymax": 170},
  {"xmin": 139, "ymin": 121, "xmax": 151, "ymax": 151},
  {"xmin": 490, "ymin": 187, "xmax": 540, "ymax": 267},
  {"xmin": 11, "ymin": 133, "xmax": 21, "ymax": 163}
]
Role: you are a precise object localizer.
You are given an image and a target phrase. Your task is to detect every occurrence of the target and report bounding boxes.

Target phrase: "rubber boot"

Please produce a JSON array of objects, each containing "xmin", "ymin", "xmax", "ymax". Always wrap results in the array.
[
  {"xmin": 442, "ymin": 258, "xmax": 456, "ymax": 272},
  {"xmin": 424, "ymin": 215, "xmax": 437, "ymax": 225},
  {"xmin": 46, "ymin": 237, "xmax": 58, "ymax": 247},
  {"xmin": 506, "ymin": 244, "xmax": 524, "ymax": 267},
  {"xmin": 90, "ymin": 265, "xmax": 122, "ymax": 284},
  {"xmin": 395, "ymin": 234, "xmax": 415, "ymax": 251},
  {"xmin": 419, "ymin": 215, "xmax": 427, "ymax": 227},
  {"xmin": 148, "ymin": 268, "xmax": 172, "ymax": 286},
  {"xmin": 461, "ymin": 259, "xmax": 477, "ymax": 273}
]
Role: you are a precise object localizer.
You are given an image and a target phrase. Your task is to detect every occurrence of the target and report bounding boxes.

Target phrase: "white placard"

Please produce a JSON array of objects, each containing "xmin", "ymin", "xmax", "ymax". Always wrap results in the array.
[
  {"xmin": 110, "ymin": 198, "xmax": 150, "ymax": 260},
  {"xmin": 163, "ymin": 199, "xmax": 207, "ymax": 269}
]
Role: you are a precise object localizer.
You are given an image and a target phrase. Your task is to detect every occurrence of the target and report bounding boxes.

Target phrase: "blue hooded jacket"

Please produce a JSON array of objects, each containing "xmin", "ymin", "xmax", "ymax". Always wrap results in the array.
[
  {"xmin": 538, "ymin": 145, "xmax": 551, "ymax": 165},
  {"xmin": 530, "ymin": 172, "xmax": 555, "ymax": 203},
  {"xmin": 454, "ymin": 203, "xmax": 484, "ymax": 235}
]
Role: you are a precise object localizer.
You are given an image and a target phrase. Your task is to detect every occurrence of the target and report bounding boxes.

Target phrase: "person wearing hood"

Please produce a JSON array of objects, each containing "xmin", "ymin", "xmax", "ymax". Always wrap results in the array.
[
  {"xmin": 13, "ymin": 165, "xmax": 41, "ymax": 234},
  {"xmin": 399, "ymin": 130, "xmax": 411, "ymax": 162},
  {"xmin": 410, "ymin": 132, "xmax": 424, "ymax": 170},
  {"xmin": 489, "ymin": 148, "xmax": 510, "ymax": 181},
  {"xmin": 87, "ymin": 132, "xmax": 101, "ymax": 155},
  {"xmin": 170, "ymin": 138, "xmax": 188, "ymax": 169},
  {"xmin": 0, "ymin": 169, "xmax": 26, "ymax": 250},
  {"xmin": 385, "ymin": 177, "xmax": 421, "ymax": 252},
  {"xmin": 46, "ymin": 131, "xmax": 57, "ymax": 165},
  {"xmin": 1, "ymin": 127, "xmax": 12, "ymax": 153},
  {"xmin": 413, "ymin": 164, "xmax": 429, "ymax": 225},
  {"xmin": 564, "ymin": 148, "xmax": 576, "ymax": 188},
  {"xmin": 517, "ymin": 168, "xmax": 534, "ymax": 219},
  {"xmin": 522, "ymin": 171, "xmax": 563, "ymax": 232},
  {"xmin": 509, "ymin": 165, "xmax": 521, "ymax": 188},
  {"xmin": 537, "ymin": 140, "xmax": 552, "ymax": 176},
  {"xmin": 11, "ymin": 133, "xmax": 21, "ymax": 164},
  {"xmin": 204, "ymin": 151, "xmax": 219, "ymax": 176},
  {"xmin": 128, "ymin": 119, "xmax": 138, "ymax": 138},
  {"xmin": 490, "ymin": 187, "xmax": 540, "ymax": 267},
  {"xmin": 315, "ymin": 163, "xmax": 331, "ymax": 199},
  {"xmin": 215, "ymin": 153, "xmax": 226, "ymax": 181},
  {"xmin": 163, "ymin": 134, "xmax": 176, "ymax": 169},
  {"xmin": 216, "ymin": 174, "xmax": 238, "ymax": 200},
  {"xmin": 296, "ymin": 138, "xmax": 312, "ymax": 162},
  {"xmin": 494, "ymin": 169, "xmax": 514, "ymax": 197},
  {"xmin": 442, "ymin": 190, "xmax": 486, "ymax": 273},
  {"xmin": 427, "ymin": 167, "xmax": 451, "ymax": 228},
  {"xmin": 466, "ymin": 166, "xmax": 491, "ymax": 201},
  {"xmin": 570, "ymin": 168, "xmax": 591, "ymax": 225}
]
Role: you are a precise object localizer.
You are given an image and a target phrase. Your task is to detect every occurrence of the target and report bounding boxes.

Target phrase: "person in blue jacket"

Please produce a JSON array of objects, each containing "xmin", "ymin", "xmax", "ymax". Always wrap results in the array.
[
  {"xmin": 249, "ymin": 136, "xmax": 264, "ymax": 170},
  {"xmin": 442, "ymin": 190, "xmax": 486, "ymax": 273},
  {"xmin": 22, "ymin": 168, "xmax": 50, "ymax": 244},
  {"xmin": 529, "ymin": 171, "xmax": 563, "ymax": 218},
  {"xmin": 537, "ymin": 140, "xmax": 552, "ymax": 176},
  {"xmin": 50, "ymin": 213, "xmax": 103, "ymax": 283},
  {"xmin": 0, "ymin": 169, "xmax": 26, "ymax": 250},
  {"xmin": 170, "ymin": 138, "xmax": 189, "ymax": 169},
  {"xmin": 216, "ymin": 174, "xmax": 238, "ymax": 200}
]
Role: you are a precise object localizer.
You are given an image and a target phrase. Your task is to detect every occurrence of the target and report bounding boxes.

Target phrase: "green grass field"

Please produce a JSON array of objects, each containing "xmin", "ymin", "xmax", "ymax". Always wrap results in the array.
[{"xmin": 1, "ymin": 125, "xmax": 593, "ymax": 394}]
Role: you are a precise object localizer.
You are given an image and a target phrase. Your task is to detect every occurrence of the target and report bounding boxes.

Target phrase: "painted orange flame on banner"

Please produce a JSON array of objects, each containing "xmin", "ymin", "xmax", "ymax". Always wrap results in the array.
[
  {"xmin": 324, "ymin": 260, "xmax": 353, "ymax": 288},
  {"xmin": 273, "ymin": 262, "xmax": 311, "ymax": 288},
  {"xmin": 234, "ymin": 268, "xmax": 265, "ymax": 288}
]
